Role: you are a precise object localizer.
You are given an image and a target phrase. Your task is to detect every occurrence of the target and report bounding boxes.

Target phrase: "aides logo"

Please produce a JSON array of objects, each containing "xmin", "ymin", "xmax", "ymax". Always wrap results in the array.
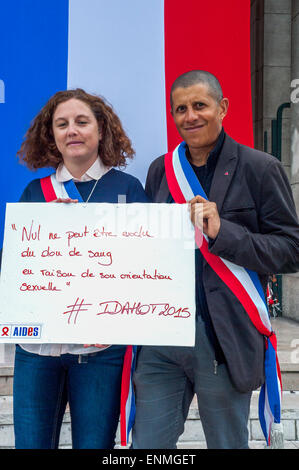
[{"xmin": 0, "ymin": 324, "xmax": 42, "ymax": 339}]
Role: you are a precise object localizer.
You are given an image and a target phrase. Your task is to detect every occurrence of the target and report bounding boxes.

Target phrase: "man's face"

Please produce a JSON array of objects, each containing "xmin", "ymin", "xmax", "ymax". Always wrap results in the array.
[{"xmin": 171, "ymin": 83, "xmax": 228, "ymax": 154}]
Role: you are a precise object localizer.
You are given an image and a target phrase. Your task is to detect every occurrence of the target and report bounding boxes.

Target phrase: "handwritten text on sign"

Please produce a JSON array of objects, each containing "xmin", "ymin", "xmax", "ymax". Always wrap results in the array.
[{"xmin": 0, "ymin": 203, "xmax": 196, "ymax": 346}]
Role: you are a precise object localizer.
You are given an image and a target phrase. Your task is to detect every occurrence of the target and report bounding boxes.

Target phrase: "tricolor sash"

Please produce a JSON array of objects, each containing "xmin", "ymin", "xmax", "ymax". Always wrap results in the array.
[
  {"xmin": 164, "ymin": 142, "xmax": 283, "ymax": 447},
  {"xmin": 40, "ymin": 173, "xmax": 136, "ymax": 447},
  {"xmin": 40, "ymin": 173, "xmax": 84, "ymax": 202}
]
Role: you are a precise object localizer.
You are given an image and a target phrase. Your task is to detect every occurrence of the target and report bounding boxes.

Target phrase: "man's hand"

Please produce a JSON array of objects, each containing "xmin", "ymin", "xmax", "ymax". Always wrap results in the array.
[{"xmin": 189, "ymin": 195, "xmax": 221, "ymax": 239}]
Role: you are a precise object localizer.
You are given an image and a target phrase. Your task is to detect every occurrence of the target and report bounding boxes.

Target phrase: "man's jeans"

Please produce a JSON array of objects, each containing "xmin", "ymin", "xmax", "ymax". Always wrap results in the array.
[
  {"xmin": 132, "ymin": 316, "xmax": 252, "ymax": 449},
  {"xmin": 13, "ymin": 344, "xmax": 126, "ymax": 449}
]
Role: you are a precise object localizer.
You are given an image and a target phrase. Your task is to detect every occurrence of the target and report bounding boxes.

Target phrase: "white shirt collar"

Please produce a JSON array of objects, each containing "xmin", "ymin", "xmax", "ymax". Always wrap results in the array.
[{"xmin": 56, "ymin": 157, "xmax": 111, "ymax": 183}]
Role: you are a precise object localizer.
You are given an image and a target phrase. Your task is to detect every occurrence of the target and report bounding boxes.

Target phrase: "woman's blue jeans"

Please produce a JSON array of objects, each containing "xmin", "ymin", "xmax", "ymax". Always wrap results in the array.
[{"xmin": 13, "ymin": 344, "xmax": 126, "ymax": 449}]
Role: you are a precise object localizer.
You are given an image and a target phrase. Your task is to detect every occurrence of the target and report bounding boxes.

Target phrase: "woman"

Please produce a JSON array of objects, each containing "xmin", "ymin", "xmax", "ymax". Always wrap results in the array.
[{"xmin": 13, "ymin": 88, "xmax": 148, "ymax": 449}]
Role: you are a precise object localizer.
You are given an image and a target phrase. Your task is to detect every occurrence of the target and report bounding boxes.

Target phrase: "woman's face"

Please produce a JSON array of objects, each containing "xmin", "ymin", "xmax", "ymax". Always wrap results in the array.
[{"xmin": 52, "ymin": 98, "xmax": 101, "ymax": 167}]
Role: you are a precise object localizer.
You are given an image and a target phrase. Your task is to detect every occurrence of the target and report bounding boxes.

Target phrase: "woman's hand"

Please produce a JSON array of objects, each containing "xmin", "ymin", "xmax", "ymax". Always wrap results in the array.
[
  {"xmin": 51, "ymin": 198, "xmax": 79, "ymax": 203},
  {"xmin": 53, "ymin": 197, "xmax": 105, "ymax": 349},
  {"xmin": 53, "ymin": 197, "xmax": 106, "ymax": 349}
]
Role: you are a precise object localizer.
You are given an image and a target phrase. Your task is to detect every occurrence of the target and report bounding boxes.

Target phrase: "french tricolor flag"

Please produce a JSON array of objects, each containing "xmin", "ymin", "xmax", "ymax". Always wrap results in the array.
[
  {"xmin": 1, "ymin": 0, "xmax": 252, "ymax": 207},
  {"xmin": 1, "ymin": 0, "xmax": 258, "ymax": 447}
]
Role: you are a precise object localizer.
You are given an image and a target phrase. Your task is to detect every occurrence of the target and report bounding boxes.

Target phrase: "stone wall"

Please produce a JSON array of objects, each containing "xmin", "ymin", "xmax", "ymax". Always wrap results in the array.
[
  {"xmin": 251, "ymin": 0, "xmax": 299, "ymax": 321},
  {"xmin": 284, "ymin": 0, "xmax": 299, "ymax": 321}
]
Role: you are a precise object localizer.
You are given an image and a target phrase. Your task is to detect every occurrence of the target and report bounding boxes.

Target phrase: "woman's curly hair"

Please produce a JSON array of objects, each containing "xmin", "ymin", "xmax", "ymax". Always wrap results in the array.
[{"xmin": 17, "ymin": 88, "xmax": 135, "ymax": 170}]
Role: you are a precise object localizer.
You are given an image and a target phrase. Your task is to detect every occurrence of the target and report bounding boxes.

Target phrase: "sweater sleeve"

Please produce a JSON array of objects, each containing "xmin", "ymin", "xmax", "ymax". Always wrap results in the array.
[
  {"xmin": 126, "ymin": 176, "xmax": 149, "ymax": 203},
  {"xmin": 18, "ymin": 179, "xmax": 45, "ymax": 202},
  {"xmin": 0, "ymin": 179, "xmax": 44, "ymax": 270}
]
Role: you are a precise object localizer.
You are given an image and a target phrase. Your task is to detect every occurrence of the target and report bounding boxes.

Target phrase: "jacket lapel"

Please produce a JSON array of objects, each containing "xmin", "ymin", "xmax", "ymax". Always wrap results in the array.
[
  {"xmin": 209, "ymin": 135, "xmax": 239, "ymax": 214},
  {"xmin": 156, "ymin": 134, "xmax": 239, "ymax": 207}
]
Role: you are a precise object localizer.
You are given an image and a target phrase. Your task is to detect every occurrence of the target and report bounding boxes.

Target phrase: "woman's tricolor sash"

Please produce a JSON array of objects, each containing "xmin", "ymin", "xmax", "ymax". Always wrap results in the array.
[
  {"xmin": 164, "ymin": 142, "xmax": 283, "ymax": 446},
  {"xmin": 40, "ymin": 173, "xmax": 136, "ymax": 447}
]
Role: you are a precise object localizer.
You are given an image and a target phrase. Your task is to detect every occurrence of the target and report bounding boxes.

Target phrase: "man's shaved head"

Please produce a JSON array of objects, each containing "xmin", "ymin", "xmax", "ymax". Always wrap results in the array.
[{"xmin": 170, "ymin": 70, "xmax": 223, "ymax": 109}]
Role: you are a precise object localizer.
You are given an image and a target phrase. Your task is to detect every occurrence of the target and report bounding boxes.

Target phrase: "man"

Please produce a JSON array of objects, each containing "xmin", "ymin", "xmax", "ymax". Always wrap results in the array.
[{"xmin": 132, "ymin": 70, "xmax": 299, "ymax": 449}]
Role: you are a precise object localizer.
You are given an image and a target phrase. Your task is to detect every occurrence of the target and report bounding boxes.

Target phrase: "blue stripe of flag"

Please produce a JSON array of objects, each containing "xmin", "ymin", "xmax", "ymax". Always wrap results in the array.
[{"xmin": 0, "ymin": 0, "xmax": 69, "ymax": 246}]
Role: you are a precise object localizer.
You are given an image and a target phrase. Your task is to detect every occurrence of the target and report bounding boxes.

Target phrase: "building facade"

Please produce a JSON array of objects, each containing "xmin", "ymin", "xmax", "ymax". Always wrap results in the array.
[{"xmin": 251, "ymin": 0, "xmax": 299, "ymax": 321}]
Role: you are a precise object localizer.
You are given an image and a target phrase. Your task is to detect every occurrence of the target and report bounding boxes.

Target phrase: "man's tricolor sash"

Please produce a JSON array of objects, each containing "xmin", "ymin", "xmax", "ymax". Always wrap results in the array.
[
  {"xmin": 164, "ymin": 142, "xmax": 283, "ymax": 447},
  {"xmin": 40, "ymin": 173, "xmax": 136, "ymax": 447},
  {"xmin": 40, "ymin": 173, "xmax": 84, "ymax": 202}
]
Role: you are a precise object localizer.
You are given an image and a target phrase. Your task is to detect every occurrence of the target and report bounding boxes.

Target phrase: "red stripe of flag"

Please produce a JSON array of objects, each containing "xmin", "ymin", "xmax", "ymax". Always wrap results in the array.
[{"xmin": 164, "ymin": 0, "xmax": 253, "ymax": 151}]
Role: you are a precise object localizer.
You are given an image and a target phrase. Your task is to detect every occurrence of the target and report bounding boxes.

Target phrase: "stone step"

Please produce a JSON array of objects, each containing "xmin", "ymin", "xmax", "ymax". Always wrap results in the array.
[
  {"xmin": 1, "ymin": 316, "xmax": 299, "ymax": 394},
  {"xmin": 1, "ymin": 391, "xmax": 299, "ymax": 449},
  {"xmin": 1, "ymin": 317, "xmax": 299, "ymax": 448},
  {"xmin": 0, "ymin": 367, "xmax": 13, "ymax": 396},
  {"xmin": 2, "ymin": 364, "xmax": 299, "ymax": 396}
]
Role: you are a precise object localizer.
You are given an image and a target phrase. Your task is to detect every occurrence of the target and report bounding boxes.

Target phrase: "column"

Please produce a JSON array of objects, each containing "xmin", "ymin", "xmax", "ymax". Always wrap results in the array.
[{"xmin": 283, "ymin": 0, "xmax": 299, "ymax": 321}]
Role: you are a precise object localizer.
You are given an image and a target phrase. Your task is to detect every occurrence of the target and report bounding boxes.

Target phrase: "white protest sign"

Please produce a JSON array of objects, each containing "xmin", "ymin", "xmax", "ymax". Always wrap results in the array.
[{"xmin": 0, "ymin": 203, "xmax": 196, "ymax": 346}]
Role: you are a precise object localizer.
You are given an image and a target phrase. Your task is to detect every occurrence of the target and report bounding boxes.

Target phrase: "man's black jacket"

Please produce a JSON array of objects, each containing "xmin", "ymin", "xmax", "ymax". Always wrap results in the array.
[{"xmin": 145, "ymin": 133, "xmax": 299, "ymax": 393}]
